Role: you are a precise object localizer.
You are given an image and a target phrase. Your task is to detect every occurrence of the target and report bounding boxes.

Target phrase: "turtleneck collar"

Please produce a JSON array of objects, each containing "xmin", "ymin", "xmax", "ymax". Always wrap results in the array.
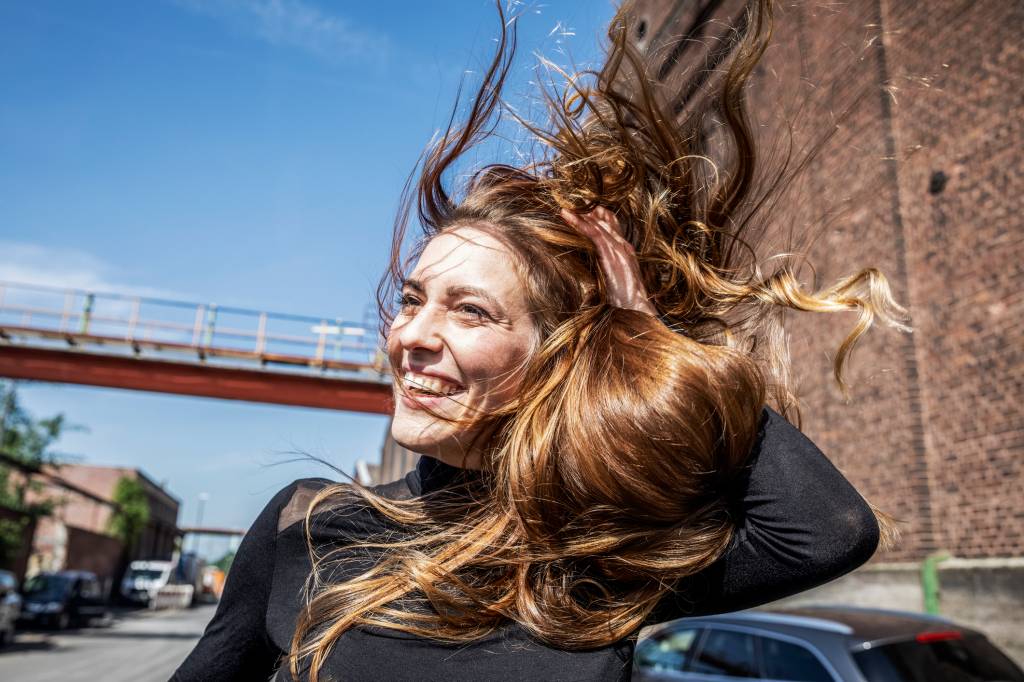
[{"xmin": 407, "ymin": 456, "xmax": 486, "ymax": 497}]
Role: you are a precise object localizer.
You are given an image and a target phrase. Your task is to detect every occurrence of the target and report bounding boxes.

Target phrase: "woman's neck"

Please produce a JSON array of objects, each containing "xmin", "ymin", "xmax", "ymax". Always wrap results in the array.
[{"xmin": 414, "ymin": 456, "xmax": 486, "ymax": 495}]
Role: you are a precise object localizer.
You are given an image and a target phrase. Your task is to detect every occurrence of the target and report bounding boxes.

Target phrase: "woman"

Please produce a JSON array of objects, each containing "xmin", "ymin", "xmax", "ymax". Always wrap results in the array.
[{"xmin": 174, "ymin": 2, "xmax": 906, "ymax": 680}]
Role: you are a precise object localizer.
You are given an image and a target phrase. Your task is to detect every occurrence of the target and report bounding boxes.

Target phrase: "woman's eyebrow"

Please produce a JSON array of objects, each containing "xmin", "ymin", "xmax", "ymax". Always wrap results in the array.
[{"xmin": 400, "ymin": 278, "xmax": 425, "ymax": 293}]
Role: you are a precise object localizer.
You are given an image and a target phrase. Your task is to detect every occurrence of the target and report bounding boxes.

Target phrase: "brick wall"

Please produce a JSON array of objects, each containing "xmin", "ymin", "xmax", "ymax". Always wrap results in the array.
[
  {"xmin": 876, "ymin": 0, "xmax": 1024, "ymax": 560},
  {"xmin": 43, "ymin": 465, "xmax": 181, "ymax": 551},
  {"xmin": 65, "ymin": 524, "xmax": 123, "ymax": 585},
  {"xmin": 26, "ymin": 463, "xmax": 182, "ymax": 569},
  {"xmin": 624, "ymin": 0, "xmax": 1023, "ymax": 561}
]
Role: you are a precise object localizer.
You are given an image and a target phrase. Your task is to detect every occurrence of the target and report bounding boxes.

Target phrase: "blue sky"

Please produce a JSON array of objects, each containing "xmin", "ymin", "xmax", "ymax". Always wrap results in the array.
[{"xmin": 0, "ymin": 0, "xmax": 615, "ymax": 558}]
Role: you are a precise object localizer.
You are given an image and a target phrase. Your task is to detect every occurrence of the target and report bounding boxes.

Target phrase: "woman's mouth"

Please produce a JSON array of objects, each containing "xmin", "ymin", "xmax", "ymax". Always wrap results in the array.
[{"xmin": 400, "ymin": 371, "xmax": 467, "ymax": 404}]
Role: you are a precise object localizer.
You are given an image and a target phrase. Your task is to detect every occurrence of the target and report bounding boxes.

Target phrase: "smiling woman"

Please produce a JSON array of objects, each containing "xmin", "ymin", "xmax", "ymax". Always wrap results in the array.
[
  {"xmin": 388, "ymin": 229, "xmax": 538, "ymax": 466},
  {"xmin": 173, "ymin": 2, "xmax": 907, "ymax": 681}
]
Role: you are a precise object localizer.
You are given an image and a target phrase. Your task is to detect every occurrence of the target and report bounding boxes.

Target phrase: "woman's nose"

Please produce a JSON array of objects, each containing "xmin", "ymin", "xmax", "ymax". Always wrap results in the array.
[{"xmin": 396, "ymin": 306, "xmax": 444, "ymax": 354}]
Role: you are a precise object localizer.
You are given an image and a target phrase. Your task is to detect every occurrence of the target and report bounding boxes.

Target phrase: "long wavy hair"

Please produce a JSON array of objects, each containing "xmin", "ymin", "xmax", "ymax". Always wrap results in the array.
[{"xmin": 288, "ymin": 2, "xmax": 906, "ymax": 678}]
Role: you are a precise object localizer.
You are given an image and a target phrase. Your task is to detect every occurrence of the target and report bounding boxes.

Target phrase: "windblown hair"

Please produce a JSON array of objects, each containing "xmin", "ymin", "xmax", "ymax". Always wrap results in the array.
[{"xmin": 289, "ymin": 1, "xmax": 906, "ymax": 678}]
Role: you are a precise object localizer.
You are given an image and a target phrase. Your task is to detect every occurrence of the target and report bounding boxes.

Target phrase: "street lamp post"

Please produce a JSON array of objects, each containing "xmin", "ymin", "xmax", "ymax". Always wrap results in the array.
[{"xmin": 192, "ymin": 492, "xmax": 209, "ymax": 554}]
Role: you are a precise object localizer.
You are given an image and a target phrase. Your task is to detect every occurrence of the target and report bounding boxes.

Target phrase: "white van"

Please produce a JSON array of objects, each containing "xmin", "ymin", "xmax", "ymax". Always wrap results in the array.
[{"xmin": 120, "ymin": 560, "xmax": 174, "ymax": 605}]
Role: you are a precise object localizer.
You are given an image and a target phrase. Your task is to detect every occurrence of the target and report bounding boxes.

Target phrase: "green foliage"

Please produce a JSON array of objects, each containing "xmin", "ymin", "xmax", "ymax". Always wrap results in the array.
[
  {"xmin": 0, "ymin": 517, "xmax": 28, "ymax": 567},
  {"xmin": 1, "ymin": 384, "xmax": 65, "ymax": 463},
  {"xmin": 0, "ymin": 381, "xmax": 71, "ymax": 516},
  {"xmin": 213, "ymin": 550, "xmax": 235, "ymax": 574},
  {"xmin": 108, "ymin": 476, "xmax": 150, "ymax": 551}
]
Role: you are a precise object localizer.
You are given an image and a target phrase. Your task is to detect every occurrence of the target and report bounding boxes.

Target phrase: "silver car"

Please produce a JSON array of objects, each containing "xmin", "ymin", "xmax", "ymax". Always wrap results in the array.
[
  {"xmin": 633, "ymin": 606, "xmax": 1024, "ymax": 682},
  {"xmin": 0, "ymin": 570, "xmax": 21, "ymax": 646}
]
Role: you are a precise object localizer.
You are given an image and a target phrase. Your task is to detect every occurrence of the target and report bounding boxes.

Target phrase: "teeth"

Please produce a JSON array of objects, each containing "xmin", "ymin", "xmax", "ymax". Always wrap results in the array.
[{"xmin": 403, "ymin": 371, "xmax": 464, "ymax": 396}]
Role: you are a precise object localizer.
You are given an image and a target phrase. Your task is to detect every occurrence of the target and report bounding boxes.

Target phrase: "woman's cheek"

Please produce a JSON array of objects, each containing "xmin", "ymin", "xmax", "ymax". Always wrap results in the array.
[{"xmin": 479, "ymin": 356, "xmax": 530, "ymax": 407}]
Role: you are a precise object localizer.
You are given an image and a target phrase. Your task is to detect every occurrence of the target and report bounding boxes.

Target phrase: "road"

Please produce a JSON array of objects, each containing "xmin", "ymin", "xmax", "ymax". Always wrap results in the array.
[{"xmin": 0, "ymin": 605, "xmax": 214, "ymax": 682}]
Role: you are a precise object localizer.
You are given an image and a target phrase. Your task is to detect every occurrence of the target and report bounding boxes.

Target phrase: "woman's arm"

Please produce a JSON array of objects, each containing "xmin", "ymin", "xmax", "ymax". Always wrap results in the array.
[
  {"xmin": 170, "ymin": 482, "xmax": 301, "ymax": 681},
  {"xmin": 650, "ymin": 407, "xmax": 880, "ymax": 621}
]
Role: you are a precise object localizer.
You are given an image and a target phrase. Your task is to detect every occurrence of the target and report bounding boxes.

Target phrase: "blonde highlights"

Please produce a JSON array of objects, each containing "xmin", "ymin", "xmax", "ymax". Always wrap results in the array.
[{"xmin": 289, "ymin": 2, "xmax": 906, "ymax": 678}]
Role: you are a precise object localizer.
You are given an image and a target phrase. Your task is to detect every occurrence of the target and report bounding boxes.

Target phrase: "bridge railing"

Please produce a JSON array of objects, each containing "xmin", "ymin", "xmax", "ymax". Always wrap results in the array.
[{"xmin": 0, "ymin": 280, "xmax": 386, "ymax": 375}]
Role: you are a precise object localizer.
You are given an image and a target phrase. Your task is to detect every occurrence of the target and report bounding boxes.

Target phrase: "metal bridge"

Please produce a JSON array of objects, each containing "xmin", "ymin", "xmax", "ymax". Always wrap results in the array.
[
  {"xmin": 0, "ymin": 280, "xmax": 392, "ymax": 414},
  {"xmin": 178, "ymin": 526, "xmax": 246, "ymax": 538}
]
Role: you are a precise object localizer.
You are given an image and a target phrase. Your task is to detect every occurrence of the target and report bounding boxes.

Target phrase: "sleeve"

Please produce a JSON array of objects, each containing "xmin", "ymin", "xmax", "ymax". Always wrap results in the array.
[
  {"xmin": 170, "ymin": 481, "xmax": 301, "ymax": 681},
  {"xmin": 650, "ymin": 407, "xmax": 881, "ymax": 622}
]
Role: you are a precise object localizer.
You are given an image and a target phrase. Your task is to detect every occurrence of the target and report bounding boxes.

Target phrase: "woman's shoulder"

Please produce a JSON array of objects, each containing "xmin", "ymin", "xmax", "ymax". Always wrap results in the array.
[
  {"xmin": 273, "ymin": 472, "xmax": 418, "ymax": 535},
  {"xmin": 757, "ymin": 406, "xmax": 817, "ymax": 455}
]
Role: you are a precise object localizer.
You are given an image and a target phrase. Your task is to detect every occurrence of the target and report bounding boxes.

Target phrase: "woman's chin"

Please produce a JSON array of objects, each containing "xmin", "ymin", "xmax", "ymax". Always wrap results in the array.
[
  {"xmin": 390, "ymin": 418, "xmax": 482, "ymax": 469},
  {"xmin": 391, "ymin": 414, "xmax": 450, "ymax": 453},
  {"xmin": 391, "ymin": 391, "xmax": 468, "ymax": 445}
]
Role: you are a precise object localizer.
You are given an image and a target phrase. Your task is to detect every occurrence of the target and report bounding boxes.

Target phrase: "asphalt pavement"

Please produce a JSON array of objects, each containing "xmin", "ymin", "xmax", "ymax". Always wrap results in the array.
[{"xmin": 0, "ymin": 604, "xmax": 214, "ymax": 682}]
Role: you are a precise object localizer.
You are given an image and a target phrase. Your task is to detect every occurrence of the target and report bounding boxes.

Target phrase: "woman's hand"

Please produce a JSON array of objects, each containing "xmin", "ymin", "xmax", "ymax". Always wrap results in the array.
[{"xmin": 561, "ymin": 206, "xmax": 657, "ymax": 316}]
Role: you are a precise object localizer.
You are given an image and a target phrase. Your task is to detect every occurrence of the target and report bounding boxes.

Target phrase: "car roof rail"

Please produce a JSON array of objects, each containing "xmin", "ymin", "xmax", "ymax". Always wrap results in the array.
[
  {"xmin": 729, "ymin": 610, "xmax": 854, "ymax": 635},
  {"xmin": 793, "ymin": 604, "xmax": 955, "ymax": 624}
]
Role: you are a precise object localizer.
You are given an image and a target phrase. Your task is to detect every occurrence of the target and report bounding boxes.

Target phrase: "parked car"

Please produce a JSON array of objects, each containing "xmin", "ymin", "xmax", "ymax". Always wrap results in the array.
[
  {"xmin": 633, "ymin": 605, "xmax": 1024, "ymax": 682},
  {"xmin": 120, "ymin": 559, "xmax": 174, "ymax": 605},
  {"xmin": 0, "ymin": 570, "xmax": 21, "ymax": 645},
  {"xmin": 19, "ymin": 570, "xmax": 107, "ymax": 630}
]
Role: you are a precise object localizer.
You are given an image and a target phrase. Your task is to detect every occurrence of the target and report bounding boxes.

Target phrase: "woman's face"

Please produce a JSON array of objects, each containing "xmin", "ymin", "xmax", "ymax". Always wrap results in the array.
[{"xmin": 387, "ymin": 226, "xmax": 537, "ymax": 467}]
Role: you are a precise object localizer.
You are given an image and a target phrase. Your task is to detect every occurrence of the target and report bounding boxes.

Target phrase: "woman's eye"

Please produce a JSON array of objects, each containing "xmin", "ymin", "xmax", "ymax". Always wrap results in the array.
[
  {"xmin": 458, "ymin": 303, "xmax": 491, "ymax": 320},
  {"xmin": 396, "ymin": 294, "xmax": 420, "ymax": 311}
]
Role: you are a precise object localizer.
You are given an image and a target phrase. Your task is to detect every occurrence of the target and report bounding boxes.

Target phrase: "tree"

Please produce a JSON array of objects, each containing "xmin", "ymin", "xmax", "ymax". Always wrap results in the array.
[
  {"xmin": 0, "ymin": 381, "xmax": 75, "ymax": 570},
  {"xmin": 0, "ymin": 517, "xmax": 29, "ymax": 567},
  {"xmin": 108, "ymin": 476, "xmax": 150, "ymax": 553},
  {"xmin": 0, "ymin": 381, "xmax": 71, "ymax": 513}
]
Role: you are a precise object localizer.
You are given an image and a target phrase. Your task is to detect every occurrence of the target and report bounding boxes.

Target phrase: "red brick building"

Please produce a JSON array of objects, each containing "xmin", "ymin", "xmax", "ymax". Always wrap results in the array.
[
  {"xmin": 28, "ymin": 464, "xmax": 181, "ymax": 589},
  {"xmin": 624, "ymin": 0, "xmax": 1022, "ymax": 660}
]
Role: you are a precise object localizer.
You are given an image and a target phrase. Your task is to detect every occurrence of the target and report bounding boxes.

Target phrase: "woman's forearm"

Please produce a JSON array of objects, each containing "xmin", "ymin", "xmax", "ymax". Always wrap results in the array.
[{"xmin": 652, "ymin": 407, "xmax": 880, "ymax": 621}]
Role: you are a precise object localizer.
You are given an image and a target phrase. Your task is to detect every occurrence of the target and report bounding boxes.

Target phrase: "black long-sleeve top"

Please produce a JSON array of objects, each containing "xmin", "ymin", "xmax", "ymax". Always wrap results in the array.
[{"xmin": 171, "ymin": 408, "xmax": 879, "ymax": 682}]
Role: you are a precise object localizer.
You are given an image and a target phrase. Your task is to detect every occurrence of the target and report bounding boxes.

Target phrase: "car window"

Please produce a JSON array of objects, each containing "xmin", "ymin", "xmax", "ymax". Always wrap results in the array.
[
  {"xmin": 853, "ymin": 634, "xmax": 1024, "ymax": 682},
  {"xmin": 636, "ymin": 628, "xmax": 702, "ymax": 673},
  {"xmin": 691, "ymin": 628, "xmax": 760, "ymax": 678},
  {"xmin": 761, "ymin": 637, "xmax": 833, "ymax": 681},
  {"xmin": 23, "ymin": 574, "xmax": 71, "ymax": 600},
  {"xmin": 81, "ymin": 578, "xmax": 102, "ymax": 600}
]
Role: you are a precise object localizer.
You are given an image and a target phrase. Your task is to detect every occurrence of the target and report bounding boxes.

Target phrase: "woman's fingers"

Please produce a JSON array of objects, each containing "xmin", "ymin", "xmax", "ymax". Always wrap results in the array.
[
  {"xmin": 563, "ymin": 207, "xmax": 626, "ymax": 245},
  {"xmin": 561, "ymin": 208, "xmax": 656, "ymax": 316}
]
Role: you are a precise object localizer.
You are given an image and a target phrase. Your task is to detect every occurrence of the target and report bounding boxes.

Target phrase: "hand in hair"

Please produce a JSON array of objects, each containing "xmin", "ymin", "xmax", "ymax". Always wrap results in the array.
[{"xmin": 561, "ymin": 206, "xmax": 657, "ymax": 316}]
